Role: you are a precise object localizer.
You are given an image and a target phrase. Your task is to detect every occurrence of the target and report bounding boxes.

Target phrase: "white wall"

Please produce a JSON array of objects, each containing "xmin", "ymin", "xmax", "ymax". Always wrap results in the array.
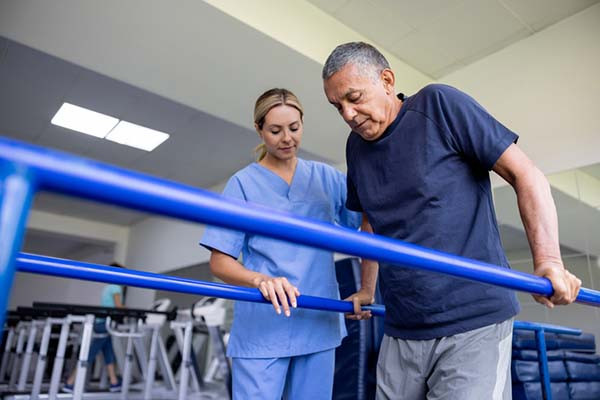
[
  {"xmin": 26, "ymin": 210, "xmax": 129, "ymax": 263},
  {"xmin": 441, "ymin": 3, "xmax": 600, "ymax": 175},
  {"xmin": 124, "ymin": 216, "xmax": 211, "ymax": 307},
  {"xmin": 9, "ymin": 274, "xmax": 106, "ymax": 309},
  {"xmin": 10, "ymin": 210, "xmax": 129, "ymax": 308}
]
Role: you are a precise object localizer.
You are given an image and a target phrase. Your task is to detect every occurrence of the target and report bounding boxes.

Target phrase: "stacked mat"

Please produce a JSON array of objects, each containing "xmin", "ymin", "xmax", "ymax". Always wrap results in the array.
[{"xmin": 512, "ymin": 329, "xmax": 600, "ymax": 400}]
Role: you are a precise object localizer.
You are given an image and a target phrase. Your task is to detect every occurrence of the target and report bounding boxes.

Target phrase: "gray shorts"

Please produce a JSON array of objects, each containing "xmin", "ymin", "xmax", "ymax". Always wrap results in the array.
[{"xmin": 376, "ymin": 318, "xmax": 513, "ymax": 400}]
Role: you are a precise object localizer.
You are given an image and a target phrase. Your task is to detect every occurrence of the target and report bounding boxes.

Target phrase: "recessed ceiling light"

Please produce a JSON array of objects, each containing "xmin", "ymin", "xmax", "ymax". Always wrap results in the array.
[
  {"xmin": 51, "ymin": 103, "xmax": 119, "ymax": 138},
  {"xmin": 105, "ymin": 121, "xmax": 170, "ymax": 151}
]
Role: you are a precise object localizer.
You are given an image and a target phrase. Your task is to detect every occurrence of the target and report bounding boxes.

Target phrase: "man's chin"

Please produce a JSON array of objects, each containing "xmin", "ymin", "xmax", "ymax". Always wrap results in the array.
[{"xmin": 357, "ymin": 129, "xmax": 381, "ymax": 141}]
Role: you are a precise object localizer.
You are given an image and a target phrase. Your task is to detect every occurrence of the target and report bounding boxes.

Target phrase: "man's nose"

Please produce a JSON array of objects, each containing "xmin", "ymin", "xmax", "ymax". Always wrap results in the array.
[{"xmin": 341, "ymin": 106, "xmax": 357, "ymax": 123}]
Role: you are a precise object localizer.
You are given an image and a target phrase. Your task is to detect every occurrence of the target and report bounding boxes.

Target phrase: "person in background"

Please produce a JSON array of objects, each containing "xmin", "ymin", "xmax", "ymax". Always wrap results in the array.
[
  {"xmin": 200, "ymin": 88, "xmax": 377, "ymax": 399},
  {"xmin": 63, "ymin": 262, "xmax": 125, "ymax": 393}
]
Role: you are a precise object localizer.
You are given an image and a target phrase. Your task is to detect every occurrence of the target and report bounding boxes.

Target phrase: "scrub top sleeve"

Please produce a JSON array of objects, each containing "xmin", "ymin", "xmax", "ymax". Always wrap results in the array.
[
  {"xmin": 199, "ymin": 176, "xmax": 246, "ymax": 259},
  {"xmin": 434, "ymin": 84, "xmax": 519, "ymax": 170},
  {"xmin": 335, "ymin": 170, "xmax": 361, "ymax": 229}
]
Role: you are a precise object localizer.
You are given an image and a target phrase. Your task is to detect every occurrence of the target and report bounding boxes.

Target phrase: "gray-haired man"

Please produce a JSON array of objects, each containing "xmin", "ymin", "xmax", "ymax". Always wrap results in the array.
[{"xmin": 323, "ymin": 42, "xmax": 581, "ymax": 399}]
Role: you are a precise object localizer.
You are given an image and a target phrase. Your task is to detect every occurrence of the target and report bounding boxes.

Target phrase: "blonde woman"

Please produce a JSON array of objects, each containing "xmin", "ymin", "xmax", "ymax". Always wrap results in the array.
[{"xmin": 201, "ymin": 88, "xmax": 372, "ymax": 399}]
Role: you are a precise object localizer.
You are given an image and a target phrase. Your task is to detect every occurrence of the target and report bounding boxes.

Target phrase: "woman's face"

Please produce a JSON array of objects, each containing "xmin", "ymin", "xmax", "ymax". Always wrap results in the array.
[{"xmin": 257, "ymin": 105, "xmax": 303, "ymax": 162}]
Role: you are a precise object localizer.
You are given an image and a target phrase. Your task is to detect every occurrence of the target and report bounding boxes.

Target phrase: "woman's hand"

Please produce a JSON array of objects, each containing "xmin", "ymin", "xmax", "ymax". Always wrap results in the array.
[{"xmin": 252, "ymin": 276, "xmax": 300, "ymax": 317}]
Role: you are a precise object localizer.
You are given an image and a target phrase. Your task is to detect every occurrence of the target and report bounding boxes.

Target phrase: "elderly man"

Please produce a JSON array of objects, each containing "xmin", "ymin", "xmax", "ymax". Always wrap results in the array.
[{"xmin": 323, "ymin": 42, "xmax": 581, "ymax": 400}]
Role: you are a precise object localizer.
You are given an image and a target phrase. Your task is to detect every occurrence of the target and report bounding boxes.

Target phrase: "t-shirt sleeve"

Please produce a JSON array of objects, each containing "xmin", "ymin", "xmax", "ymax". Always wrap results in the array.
[
  {"xmin": 199, "ymin": 176, "xmax": 246, "ymax": 259},
  {"xmin": 106, "ymin": 285, "xmax": 122, "ymax": 297},
  {"xmin": 345, "ymin": 172, "xmax": 363, "ymax": 212},
  {"xmin": 333, "ymin": 169, "xmax": 362, "ymax": 229},
  {"xmin": 102, "ymin": 284, "xmax": 122, "ymax": 307},
  {"xmin": 432, "ymin": 84, "xmax": 518, "ymax": 170}
]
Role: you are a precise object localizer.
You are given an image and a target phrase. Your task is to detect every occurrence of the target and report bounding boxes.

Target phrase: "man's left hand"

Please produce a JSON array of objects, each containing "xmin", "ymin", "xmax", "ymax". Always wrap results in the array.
[{"xmin": 533, "ymin": 261, "xmax": 582, "ymax": 308}]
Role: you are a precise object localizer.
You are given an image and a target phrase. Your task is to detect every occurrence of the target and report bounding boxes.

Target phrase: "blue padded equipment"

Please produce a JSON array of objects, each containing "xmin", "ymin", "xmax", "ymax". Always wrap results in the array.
[
  {"xmin": 511, "ymin": 360, "xmax": 567, "ymax": 382},
  {"xmin": 512, "ymin": 382, "xmax": 569, "ymax": 400},
  {"xmin": 554, "ymin": 333, "xmax": 596, "ymax": 352},
  {"xmin": 563, "ymin": 351, "xmax": 600, "ymax": 363},
  {"xmin": 569, "ymin": 381, "xmax": 600, "ymax": 400},
  {"xmin": 513, "ymin": 330, "xmax": 559, "ymax": 350},
  {"xmin": 565, "ymin": 361, "xmax": 600, "ymax": 381},
  {"xmin": 512, "ymin": 349, "xmax": 563, "ymax": 361}
]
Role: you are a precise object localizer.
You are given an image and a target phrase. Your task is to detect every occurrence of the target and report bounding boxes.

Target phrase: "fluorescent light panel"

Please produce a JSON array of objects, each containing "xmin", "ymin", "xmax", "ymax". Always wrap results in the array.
[
  {"xmin": 51, "ymin": 103, "xmax": 118, "ymax": 138},
  {"xmin": 106, "ymin": 121, "xmax": 170, "ymax": 151}
]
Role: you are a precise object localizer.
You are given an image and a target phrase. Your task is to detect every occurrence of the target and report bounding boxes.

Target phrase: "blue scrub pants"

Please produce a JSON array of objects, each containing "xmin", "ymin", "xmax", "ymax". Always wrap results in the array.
[{"xmin": 232, "ymin": 348, "xmax": 335, "ymax": 400}]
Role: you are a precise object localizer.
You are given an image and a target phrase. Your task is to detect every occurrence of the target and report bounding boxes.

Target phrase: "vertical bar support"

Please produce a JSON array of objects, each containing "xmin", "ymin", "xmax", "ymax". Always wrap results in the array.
[
  {"xmin": 536, "ymin": 329, "xmax": 551, "ymax": 400},
  {"xmin": 0, "ymin": 167, "xmax": 35, "ymax": 328}
]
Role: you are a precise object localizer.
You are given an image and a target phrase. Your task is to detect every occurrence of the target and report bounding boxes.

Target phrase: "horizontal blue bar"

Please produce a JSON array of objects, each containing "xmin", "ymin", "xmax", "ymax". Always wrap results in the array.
[
  {"xmin": 513, "ymin": 320, "xmax": 582, "ymax": 335},
  {"xmin": 2, "ymin": 136, "xmax": 600, "ymax": 307},
  {"xmin": 15, "ymin": 253, "xmax": 386, "ymax": 317}
]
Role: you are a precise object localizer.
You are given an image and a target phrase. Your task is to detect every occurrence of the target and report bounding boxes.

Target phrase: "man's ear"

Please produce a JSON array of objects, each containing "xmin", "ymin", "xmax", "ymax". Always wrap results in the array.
[{"xmin": 381, "ymin": 68, "xmax": 396, "ymax": 95}]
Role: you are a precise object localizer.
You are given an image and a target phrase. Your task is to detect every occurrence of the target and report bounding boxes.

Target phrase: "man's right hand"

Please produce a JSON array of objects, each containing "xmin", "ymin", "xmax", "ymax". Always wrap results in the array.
[{"xmin": 344, "ymin": 288, "xmax": 375, "ymax": 320}]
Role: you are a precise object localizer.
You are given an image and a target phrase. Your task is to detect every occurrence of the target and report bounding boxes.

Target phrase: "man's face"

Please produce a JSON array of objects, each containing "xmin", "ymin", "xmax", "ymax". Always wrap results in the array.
[{"xmin": 324, "ymin": 63, "xmax": 393, "ymax": 141}]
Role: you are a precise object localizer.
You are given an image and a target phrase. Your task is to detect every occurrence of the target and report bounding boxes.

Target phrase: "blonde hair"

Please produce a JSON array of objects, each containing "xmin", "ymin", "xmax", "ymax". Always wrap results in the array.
[{"xmin": 253, "ymin": 88, "xmax": 304, "ymax": 161}]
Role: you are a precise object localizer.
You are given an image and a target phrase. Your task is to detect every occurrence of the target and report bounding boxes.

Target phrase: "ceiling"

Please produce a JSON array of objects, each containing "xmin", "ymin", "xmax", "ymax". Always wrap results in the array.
[
  {"xmin": 0, "ymin": 0, "xmax": 597, "ymax": 232},
  {"xmin": 0, "ymin": 37, "xmax": 329, "ymax": 225},
  {"xmin": 308, "ymin": 0, "xmax": 600, "ymax": 78}
]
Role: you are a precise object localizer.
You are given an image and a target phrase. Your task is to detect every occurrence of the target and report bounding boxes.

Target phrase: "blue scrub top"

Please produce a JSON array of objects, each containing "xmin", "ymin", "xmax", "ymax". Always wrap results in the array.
[{"xmin": 201, "ymin": 159, "xmax": 361, "ymax": 358}]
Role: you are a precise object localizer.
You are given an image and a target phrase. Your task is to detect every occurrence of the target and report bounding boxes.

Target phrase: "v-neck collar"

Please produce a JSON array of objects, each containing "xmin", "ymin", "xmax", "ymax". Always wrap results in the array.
[{"xmin": 252, "ymin": 158, "xmax": 304, "ymax": 198}]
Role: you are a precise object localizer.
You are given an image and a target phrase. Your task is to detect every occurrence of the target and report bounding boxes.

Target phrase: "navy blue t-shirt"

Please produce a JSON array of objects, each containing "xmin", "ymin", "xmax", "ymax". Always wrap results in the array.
[{"xmin": 346, "ymin": 84, "xmax": 520, "ymax": 340}]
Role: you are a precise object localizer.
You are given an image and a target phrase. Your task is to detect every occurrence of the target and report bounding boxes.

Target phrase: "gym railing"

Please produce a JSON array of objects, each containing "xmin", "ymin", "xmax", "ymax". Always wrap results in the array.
[
  {"xmin": 12, "ymin": 254, "xmax": 582, "ymax": 400},
  {"xmin": 2, "ymin": 135, "xmax": 600, "ymax": 330}
]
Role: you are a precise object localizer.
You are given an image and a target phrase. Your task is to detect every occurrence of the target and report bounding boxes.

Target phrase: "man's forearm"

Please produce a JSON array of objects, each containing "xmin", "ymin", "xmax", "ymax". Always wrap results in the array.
[
  {"xmin": 360, "ymin": 258, "xmax": 379, "ymax": 296},
  {"xmin": 513, "ymin": 166, "xmax": 562, "ymax": 270}
]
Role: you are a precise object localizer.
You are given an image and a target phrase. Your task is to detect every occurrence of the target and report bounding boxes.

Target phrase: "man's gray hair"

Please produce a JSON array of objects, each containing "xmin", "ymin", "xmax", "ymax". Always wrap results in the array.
[{"xmin": 322, "ymin": 42, "xmax": 390, "ymax": 80}]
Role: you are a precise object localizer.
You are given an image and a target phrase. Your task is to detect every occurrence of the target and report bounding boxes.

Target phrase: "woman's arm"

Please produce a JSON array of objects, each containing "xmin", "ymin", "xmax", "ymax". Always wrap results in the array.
[{"xmin": 210, "ymin": 249, "xmax": 300, "ymax": 317}]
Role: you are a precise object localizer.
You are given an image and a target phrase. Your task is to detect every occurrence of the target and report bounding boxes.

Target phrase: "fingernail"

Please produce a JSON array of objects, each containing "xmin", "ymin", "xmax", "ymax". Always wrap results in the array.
[
  {"xmin": 276, "ymin": 309, "xmax": 281, "ymax": 314},
  {"xmin": 285, "ymin": 310, "xmax": 290, "ymax": 317},
  {"xmin": 292, "ymin": 302, "xmax": 297, "ymax": 308}
]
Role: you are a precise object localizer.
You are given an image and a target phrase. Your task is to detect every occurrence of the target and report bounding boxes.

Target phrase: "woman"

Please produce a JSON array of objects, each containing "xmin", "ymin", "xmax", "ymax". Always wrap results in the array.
[{"xmin": 200, "ymin": 88, "xmax": 366, "ymax": 399}]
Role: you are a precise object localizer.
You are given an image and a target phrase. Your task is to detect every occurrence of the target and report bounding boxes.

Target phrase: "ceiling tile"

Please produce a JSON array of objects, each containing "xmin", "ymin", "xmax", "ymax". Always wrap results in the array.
[
  {"xmin": 500, "ymin": 0, "xmax": 600, "ymax": 32},
  {"xmin": 393, "ymin": 0, "xmax": 528, "ymax": 76},
  {"xmin": 431, "ymin": 0, "xmax": 526, "ymax": 60},
  {"xmin": 333, "ymin": 0, "xmax": 414, "ymax": 49},
  {"xmin": 34, "ymin": 124, "xmax": 96, "ymax": 155},
  {"xmin": 64, "ymin": 70, "xmax": 139, "ymax": 120},
  {"xmin": 123, "ymin": 93, "xmax": 197, "ymax": 136},
  {"xmin": 388, "ymin": 28, "xmax": 458, "ymax": 78},
  {"xmin": 306, "ymin": 0, "xmax": 350, "ymax": 14},
  {"xmin": 374, "ymin": 0, "xmax": 464, "ymax": 29}
]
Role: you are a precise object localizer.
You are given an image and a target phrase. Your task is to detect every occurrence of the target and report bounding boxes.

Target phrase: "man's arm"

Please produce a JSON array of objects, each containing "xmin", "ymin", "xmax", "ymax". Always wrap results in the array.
[
  {"xmin": 345, "ymin": 213, "xmax": 379, "ymax": 320},
  {"xmin": 493, "ymin": 143, "xmax": 581, "ymax": 307}
]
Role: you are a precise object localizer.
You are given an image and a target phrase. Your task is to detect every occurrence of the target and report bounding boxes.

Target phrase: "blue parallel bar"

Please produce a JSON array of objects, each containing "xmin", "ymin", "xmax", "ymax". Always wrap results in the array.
[
  {"xmin": 513, "ymin": 320, "xmax": 582, "ymax": 336},
  {"xmin": 0, "ymin": 166, "xmax": 35, "ymax": 329},
  {"xmin": 14, "ymin": 252, "xmax": 386, "ymax": 317},
  {"xmin": 1, "ymin": 136, "xmax": 600, "ymax": 311}
]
